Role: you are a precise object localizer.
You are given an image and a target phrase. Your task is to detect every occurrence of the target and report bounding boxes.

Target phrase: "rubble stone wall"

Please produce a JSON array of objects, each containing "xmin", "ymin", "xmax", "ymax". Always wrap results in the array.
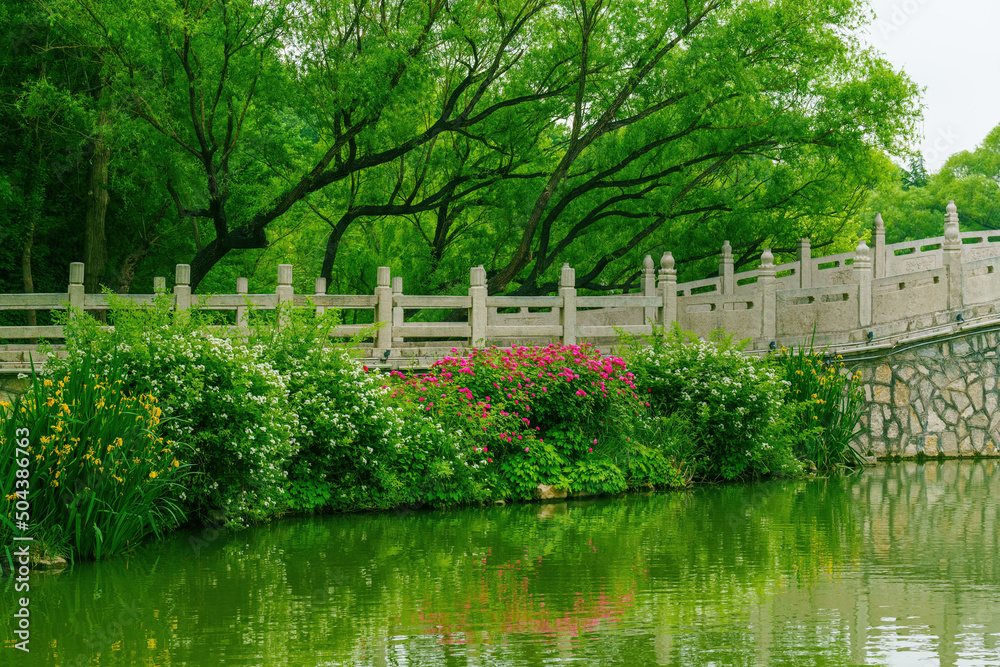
[{"xmin": 847, "ymin": 327, "xmax": 1000, "ymax": 458}]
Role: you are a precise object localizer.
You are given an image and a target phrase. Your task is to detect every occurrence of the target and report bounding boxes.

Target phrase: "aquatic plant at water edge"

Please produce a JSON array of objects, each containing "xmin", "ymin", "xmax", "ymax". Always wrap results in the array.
[
  {"xmin": 0, "ymin": 355, "xmax": 190, "ymax": 560},
  {"xmin": 775, "ymin": 341, "xmax": 866, "ymax": 469}
]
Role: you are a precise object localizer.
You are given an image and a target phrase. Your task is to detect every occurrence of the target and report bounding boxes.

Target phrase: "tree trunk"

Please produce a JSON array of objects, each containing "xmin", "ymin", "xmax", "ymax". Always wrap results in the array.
[
  {"xmin": 21, "ymin": 138, "xmax": 44, "ymax": 328},
  {"xmin": 116, "ymin": 203, "xmax": 166, "ymax": 293},
  {"xmin": 21, "ymin": 215, "xmax": 36, "ymax": 328},
  {"xmin": 83, "ymin": 108, "xmax": 110, "ymax": 296},
  {"xmin": 319, "ymin": 214, "xmax": 355, "ymax": 287}
]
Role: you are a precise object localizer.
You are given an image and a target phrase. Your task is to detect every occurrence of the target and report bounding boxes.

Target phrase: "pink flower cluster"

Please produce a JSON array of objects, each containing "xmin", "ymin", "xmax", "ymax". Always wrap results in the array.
[{"xmin": 389, "ymin": 344, "xmax": 645, "ymax": 462}]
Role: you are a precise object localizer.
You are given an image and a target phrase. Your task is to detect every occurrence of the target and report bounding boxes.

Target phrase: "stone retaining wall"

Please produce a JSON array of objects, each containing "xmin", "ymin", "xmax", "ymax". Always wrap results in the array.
[
  {"xmin": 847, "ymin": 327, "xmax": 1000, "ymax": 458},
  {"xmin": 0, "ymin": 375, "xmax": 29, "ymax": 404}
]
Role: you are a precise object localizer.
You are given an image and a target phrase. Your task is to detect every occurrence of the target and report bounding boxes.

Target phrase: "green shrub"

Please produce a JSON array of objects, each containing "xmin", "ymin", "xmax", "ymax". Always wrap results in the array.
[
  {"xmin": 50, "ymin": 293, "xmax": 296, "ymax": 524},
  {"xmin": 495, "ymin": 438, "xmax": 570, "ymax": 500},
  {"xmin": 255, "ymin": 307, "xmax": 418, "ymax": 511},
  {"xmin": 618, "ymin": 324, "xmax": 798, "ymax": 481},
  {"xmin": 563, "ymin": 459, "xmax": 627, "ymax": 496},
  {"xmin": 388, "ymin": 344, "xmax": 685, "ymax": 500},
  {"xmin": 384, "ymin": 370, "xmax": 510, "ymax": 507}
]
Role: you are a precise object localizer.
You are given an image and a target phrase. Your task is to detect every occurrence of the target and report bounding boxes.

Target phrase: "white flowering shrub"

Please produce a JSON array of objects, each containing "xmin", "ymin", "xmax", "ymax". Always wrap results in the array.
[
  {"xmin": 243, "ymin": 306, "xmax": 412, "ymax": 511},
  {"xmin": 272, "ymin": 345, "xmax": 407, "ymax": 511},
  {"xmin": 618, "ymin": 325, "xmax": 799, "ymax": 480},
  {"xmin": 51, "ymin": 293, "xmax": 295, "ymax": 524},
  {"xmin": 385, "ymin": 399, "xmax": 498, "ymax": 507}
]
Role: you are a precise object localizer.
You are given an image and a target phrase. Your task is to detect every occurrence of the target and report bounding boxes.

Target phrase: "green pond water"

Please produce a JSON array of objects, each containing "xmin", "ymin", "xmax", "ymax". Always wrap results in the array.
[{"xmin": 3, "ymin": 460, "xmax": 1000, "ymax": 666}]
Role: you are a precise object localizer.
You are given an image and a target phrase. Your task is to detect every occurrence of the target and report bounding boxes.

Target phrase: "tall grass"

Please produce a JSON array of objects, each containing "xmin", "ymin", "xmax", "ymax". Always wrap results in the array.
[
  {"xmin": 0, "ymin": 354, "xmax": 191, "ymax": 561},
  {"xmin": 776, "ymin": 340, "xmax": 866, "ymax": 470}
]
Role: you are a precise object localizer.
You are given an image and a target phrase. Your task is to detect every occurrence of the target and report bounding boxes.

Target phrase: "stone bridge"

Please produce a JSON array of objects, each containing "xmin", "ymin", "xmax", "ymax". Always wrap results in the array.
[
  {"xmin": 3, "ymin": 200, "xmax": 1000, "ymax": 459},
  {"xmin": 845, "ymin": 324, "xmax": 1000, "ymax": 459}
]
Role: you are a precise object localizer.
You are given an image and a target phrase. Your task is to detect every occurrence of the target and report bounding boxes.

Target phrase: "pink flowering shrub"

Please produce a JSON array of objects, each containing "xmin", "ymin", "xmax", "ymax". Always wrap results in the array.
[{"xmin": 389, "ymin": 344, "xmax": 685, "ymax": 500}]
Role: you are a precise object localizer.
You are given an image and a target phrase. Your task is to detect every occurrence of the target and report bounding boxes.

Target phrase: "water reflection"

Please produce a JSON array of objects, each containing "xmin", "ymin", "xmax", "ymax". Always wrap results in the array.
[{"xmin": 2, "ymin": 461, "xmax": 1000, "ymax": 666}]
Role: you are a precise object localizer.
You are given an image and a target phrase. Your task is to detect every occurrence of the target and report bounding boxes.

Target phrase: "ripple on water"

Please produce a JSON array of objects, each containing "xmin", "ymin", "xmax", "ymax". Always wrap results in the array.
[{"xmin": 5, "ymin": 461, "xmax": 1000, "ymax": 666}]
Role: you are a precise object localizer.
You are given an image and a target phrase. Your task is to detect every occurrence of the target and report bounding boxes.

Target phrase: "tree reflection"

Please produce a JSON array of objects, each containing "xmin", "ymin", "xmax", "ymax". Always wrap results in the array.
[{"xmin": 6, "ymin": 461, "xmax": 1000, "ymax": 666}]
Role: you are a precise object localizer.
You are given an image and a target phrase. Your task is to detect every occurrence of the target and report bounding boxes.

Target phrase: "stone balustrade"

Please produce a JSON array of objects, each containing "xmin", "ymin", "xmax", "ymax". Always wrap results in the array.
[{"xmin": 2, "ymin": 200, "xmax": 1000, "ymax": 369}]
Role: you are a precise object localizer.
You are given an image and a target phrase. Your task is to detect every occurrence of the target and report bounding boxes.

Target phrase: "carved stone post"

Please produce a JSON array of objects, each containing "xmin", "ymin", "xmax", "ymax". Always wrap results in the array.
[
  {"xmin": 560, "ymin": 264, "xmax": 577, "ymax": 345},
  {"xmin": 174, "ymin": 264, "xmax": 191, "ymax": 311},
  {"xmin": 797, "ymin": 238, "xmax": 812, "ymax": 289},
  {"xmin": 873, "ymin": 213, "xmax": 887, "ymax": 279},
  {"xmin": 314, "ymin": 277, "xmax": 327, "ymax": 316},
  {"xmin": 759, "ymin": 249, "xmax": 777, "ymax": 341},
  {"xmin": 943, "ymin": 200, "xmax": 963, "ymax": 311},
  {"xmin": 658, "ymin": 251, "xmax": 677, "ymax": 328},
  {"xmin": 392, "ymin": 276, "xmax": 404, "ymax": 344},
  {"xmin": 643, "ymin": 255, "xmax": 657, "ymax": 325},
  {"xmin": 854, "ymin": 238, "xmax": 872, "ymax": 328},
  {"xmin": 375, "ymin": 267, "xmax": 392, "ymax": 351},
  {"xmin": 720, "ymin": 240, "xmax": 734, "ymax": 294},
  {"xmin": 236, "ymin": 277, "xmax": 249, "ymax": 332},
  {"xmin": 153, "ymin": 276, "xmax": 166, "ymax": 294},
  {"xmin": 276, "ymin": 264, "xmax": 293, "ymax": 328},
  {"xmin": 68, "ymin": 262, "xmax": 85, "ymax": 319},
  {"xmin": 469, "ymin": 265, "xmax": 487, "ymax": 348}
]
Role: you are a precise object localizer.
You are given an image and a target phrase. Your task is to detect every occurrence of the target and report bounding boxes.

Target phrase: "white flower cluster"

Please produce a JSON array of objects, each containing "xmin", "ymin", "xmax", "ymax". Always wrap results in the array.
[{"xmin": 51, "ymin": 327, "xmax": 297, "ymax": 522}]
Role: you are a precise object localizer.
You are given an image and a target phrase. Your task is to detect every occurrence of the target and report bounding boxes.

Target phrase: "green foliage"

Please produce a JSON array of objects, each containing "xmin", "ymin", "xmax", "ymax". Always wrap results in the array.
[
  {"xmin": 390, "ymin": 344, "xmax": 648, "ymax": 497},
  {"xmin": 617, "ymin": 324, "xmax": 799, "ymax": 481},
  {"xmin": 253, "ymin": 304, "xmax": 419, "ymax": 512},
  {"xmin": 496, "ymin": 439, "xmax": 571, "ymax": 500},
  {"xmin": 858, "ymin": 125, "xmax": 1000, "ymax": 245},
  {"xmin": 775, "ymin": 341, "xmax": 866, "ymax": 470},
  {"xmin": 626, "ymin": 411, "xmax": 697, "ymax": 475},
  {"xmin": 0, "ymin": 355, "xmax": 190, "ymax": 561},
  {"xmin": 1, "ymin": 0, "xmax": 922, "ymax": 301},
  {"xmin": 614, "ymin": 412, "xmax": 696, "ymax": 489},
  {"xmin": 386, "ymin": 400, "xmax": 497, "ymax": 508},
  {"xmin": 50, "ymin": 293, "xmax": 296, "ymax": 525},
  {"xmin": 563, "ymin": 459, "xmax": 627, "ymax": 497}
]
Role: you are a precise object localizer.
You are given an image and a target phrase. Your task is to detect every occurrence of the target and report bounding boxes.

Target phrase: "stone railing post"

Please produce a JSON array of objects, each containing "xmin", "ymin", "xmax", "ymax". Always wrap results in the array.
[
  {"xmin": 469, "ymin": 265, "xmax": 487, "ymax": 347},
  {"xmin": 658, "ymin": 251, "xmax": 677, "ymax": 328},
  {"xmin": 375, "ymin": 267, "xmax": 392, "ymax": 351},
  {"xmin": 174, "ymin": 264, "xmax": 191, "ymax": 311},
  {"xmin": 67, "ymin": 262, "xmax": 85, "ymax": 319},
  {"xmin": 854, "ymin": 238, "xmax": 872, "ymax": 328},
  {"xmin": 943, "ymin": 200, "xmax": 963, "ymax": 311},
  {"xmin": 314, "ymin": 277, "xmax": 327, "ymax": 316},
  {"xmin": 642, "ymin": 255, "xmax": 656, "ymax": 325},
  {"xmin": 873, "ymin": 213, "xmax": 887, "ymax": 279},
  {"xmin": 236, "ymin": 277, "xmax": 249, "ymax": 331},
  {"xmin": 560, "ymin": 264, "xmax": 577, "ymax": 345},
  {"xmin": 276, "ymin": 264, "xmax": 294, "ymax": 328},
  {"xmin": 392, "ymin": 276, "xmax": 404, "ymax": 344},
  {"xmin": 759, "ymin": 249, "xmax": 777, "ymax": 342},
  {"xmin": 720, "ymin": 240, "xmax": 734, "ymax": 294},
  {"xmin": 797, "ymin": 238, "xmax": 812, "ymax": 289}
]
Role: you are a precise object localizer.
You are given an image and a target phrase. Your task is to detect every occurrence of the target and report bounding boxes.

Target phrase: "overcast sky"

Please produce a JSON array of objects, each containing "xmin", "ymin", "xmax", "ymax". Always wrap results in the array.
[{"xmin": 860, "ymin": 0, "xmax": 1000, "ymax": 170}]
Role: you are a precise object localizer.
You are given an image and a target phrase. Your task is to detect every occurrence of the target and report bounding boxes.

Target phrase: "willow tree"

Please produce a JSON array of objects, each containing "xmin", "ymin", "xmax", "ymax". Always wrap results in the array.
[
  {"xmin": 36, "ymin": 0, "xmax": 918, "ymax": 292},
  {"xmin": 481, "ymin": 0, "xmax": 920, "ymax": 292},
  {"xmin": 290, "ymin": 0, "xmax": 921, "ymax": 294},
  {"xmin": 37, "ymin": 0, "xmax": 574, "ymax": 288}
]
